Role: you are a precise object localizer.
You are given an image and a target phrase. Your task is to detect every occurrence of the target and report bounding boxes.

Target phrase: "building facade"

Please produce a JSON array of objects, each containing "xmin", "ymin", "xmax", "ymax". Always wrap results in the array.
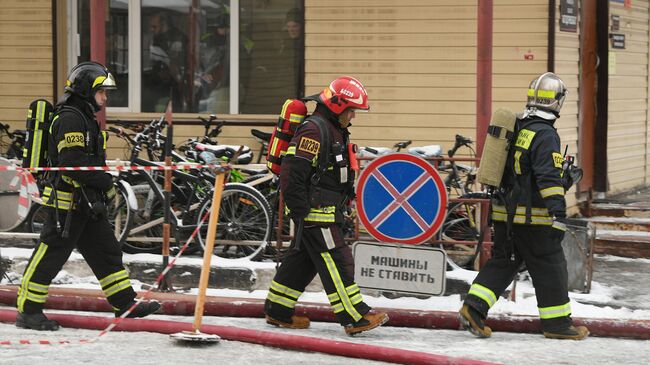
[{"xmin": 1, "ymin": 0, "xmax": 649, "ymax": 208}]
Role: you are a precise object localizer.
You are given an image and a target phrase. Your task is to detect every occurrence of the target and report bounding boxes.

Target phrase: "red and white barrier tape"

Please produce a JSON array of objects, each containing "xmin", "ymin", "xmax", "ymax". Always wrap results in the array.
[
  {"xmin": 1, "ymin": 339, "xmax": 93, "ymax": 346},
  {"xmin": 1, "ymin": 206, "xmax": 213, "ymax": 346},
  {"xmin": 0, "ymin": 163, "xmax": 228, "ymax": 172}
]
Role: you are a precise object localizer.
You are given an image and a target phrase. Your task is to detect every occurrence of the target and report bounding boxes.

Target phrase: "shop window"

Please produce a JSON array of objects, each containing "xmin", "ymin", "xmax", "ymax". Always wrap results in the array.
[{"xmin": 74, "ymin": 0, "xmax": 303, "ymax": 114}]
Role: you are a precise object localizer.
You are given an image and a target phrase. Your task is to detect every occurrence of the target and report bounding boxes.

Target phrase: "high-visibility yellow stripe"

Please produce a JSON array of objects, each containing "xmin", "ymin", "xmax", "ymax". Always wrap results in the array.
[
  {"xmin": 30, "ymin": 101, "xmax": 45, "ymax": 169},
  {"xmin": 468, "ymin": 283, "xmax": 497, "ymax": 308},
  {"xmin": 17, "ymin": 242, "xmax": 48, "ymax": 312},
  {"xmin": 279, "ymin": 99, "xmax": 292, "ymax": 118},
  {"xmin": 27, "ymin": 282, "xmax": 49, "ymax": 293},
  {"xmin": 289, "ymin": 113, "xmax": 305, "ymax": 124},
  {"xmin": 491, "ymin": 212, "xmax": 553, "ymax": 225},
  {"xmin": 266, "ymin": 292, "xmax": 297, "ymax": 309},
  {"xmin": 321, "ymin": 252, "xmax": 362, "ymax": 322},
  {"xmin": 24, "ymin": 291, "xmax": 47, "ymax": 303},
  {"xmin": 350, "ymin": 293, "xmax": 363, "ymax": 305},
  {"xmin": 43, "ymin": 187, "xmax": 73, "ymax": 201},
  {"xmin": 286, "ymin": 146, "xmax": 296, "ymax": 156},
  {"xmin": 270, "ymin": 280, "xmax": 302, "ymax": 300},
  {"xmin": 514, "ymin": 150, "xmax": 522, "ymax": 174},
  {"xmin": 492, "ymin": 205, "xmax": 550, "ymax": 216},
  {"xmin": 539, "ymin": 302, "xmax": 571, "ymax": 319},
  {"xmin": 528, "ymin": 89, "xmax": 556, "ymax": 99},
  {"xmin": 327, "ymin": 292, "xmax": 339, "ymax": 302},
  {"xmin": 346, "ymin": 283, "xmax": 360, "ymax": 295},
  {"xmin": 99, "ymin": 269, "xmax": 129, "ymax": 288},
  {"xmin": 103, "ymin": 279, "xmax": 131, "ymax": 297},
  {"xmin": 305, "ymin": 212, "xmax": 336, "ymax": 223},
  {"xmin": 540, "ymin": 186, "xmax": 565, "ymax": 198}
]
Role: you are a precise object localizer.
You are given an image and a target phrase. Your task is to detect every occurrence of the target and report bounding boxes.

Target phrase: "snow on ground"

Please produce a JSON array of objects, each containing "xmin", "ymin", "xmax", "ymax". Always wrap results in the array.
[
  {"xmin": 1, "ymin": 312, "xmax": 649, "ymax": 365},
  {"xmin": 2, "ymin": 248, "xmax": 650, "ymax": 364}
]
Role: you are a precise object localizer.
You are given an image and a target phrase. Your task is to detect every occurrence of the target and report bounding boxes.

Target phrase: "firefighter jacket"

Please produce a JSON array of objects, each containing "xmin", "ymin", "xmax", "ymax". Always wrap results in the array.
[
  {"xmin": 43, "ymin": 95, "xmax": 112, "ymax": 210},
  {"xmin": 492, "ymin": 116, "xmax": 567, "ymax": 226},
  {"xmin": 280, "ymin": 113, "xmax": 354, "ymax": 225}
]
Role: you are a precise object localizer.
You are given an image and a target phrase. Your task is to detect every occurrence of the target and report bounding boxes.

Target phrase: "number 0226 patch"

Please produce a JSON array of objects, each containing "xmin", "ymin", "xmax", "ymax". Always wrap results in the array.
[{"xmin": 298, "ymin": 137, "xmax": 320, "ymax": 155}]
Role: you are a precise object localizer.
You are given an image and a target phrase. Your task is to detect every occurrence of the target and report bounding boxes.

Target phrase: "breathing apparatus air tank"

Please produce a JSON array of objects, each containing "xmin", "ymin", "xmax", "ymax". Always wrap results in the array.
[{"xmin": 477, "ymin": 108, "xmax": 517, "ymax": 187}]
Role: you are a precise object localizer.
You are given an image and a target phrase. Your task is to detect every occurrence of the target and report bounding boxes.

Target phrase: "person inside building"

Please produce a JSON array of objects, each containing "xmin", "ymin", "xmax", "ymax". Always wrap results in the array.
[
  {"xmin": 458, "ymin": 72, "xmax": 589, "ymax": 340},
  {"xmin": 278, "ymin": 7, "xmax": 304, "ymax": 99},
  {"xmin": 264, "ymin": 76, "xmax": 389, "ymax": 336},
  {"xmin": 144, "ymin": 11, "xmax": 187, "ymax": 112},
  {"xmin": 16, "ymin": 62, "xmax": 161, "ymax": 331},
  {"xmin": 197, "ymin": 13, "xmax": 230, "ymax": 114}
]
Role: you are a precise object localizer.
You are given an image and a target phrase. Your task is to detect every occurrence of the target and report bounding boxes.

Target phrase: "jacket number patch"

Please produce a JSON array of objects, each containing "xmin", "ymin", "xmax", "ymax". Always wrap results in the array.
[
  {"xmin": 515, "ymin": 129, "xmax": 536, "ymax": 150},
  {"xmin": 552, "ymin": 152, "xmax": 564, "ymax": 168},
  {"xmin": 63, "ymin": 132, "xmax": 85, "ymax": 148},
  {"xmin": 298, "ymin": 137, "xmax": 320, "ymax": 155}
]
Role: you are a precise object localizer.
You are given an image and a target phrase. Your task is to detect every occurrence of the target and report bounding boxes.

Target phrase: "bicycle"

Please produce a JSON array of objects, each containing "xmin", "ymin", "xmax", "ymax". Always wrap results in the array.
[
  {"xmin": 0, "ymin": 123, "xmax": 26, "ymax": 160},
  {"xmin": 109, "ymin": 119, "xmax": 272, "ymax": 260},
  {"xmin": 430, "ymin": 135, "xmax": 487, "ymax": 270}
]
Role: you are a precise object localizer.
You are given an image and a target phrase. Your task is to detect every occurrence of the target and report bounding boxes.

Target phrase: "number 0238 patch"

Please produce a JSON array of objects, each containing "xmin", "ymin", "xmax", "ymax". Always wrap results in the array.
[
  {"xmin": 63, "ymin": 132, "xmax": 85, "ymax": 148},
  {"xmin": 298, "ymin": 137, "xmax": 320, "ymax": 155}
]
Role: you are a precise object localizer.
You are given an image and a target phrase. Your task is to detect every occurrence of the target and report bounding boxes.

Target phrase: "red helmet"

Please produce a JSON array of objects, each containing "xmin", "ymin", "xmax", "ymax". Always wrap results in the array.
[{"xmin": 318, "ymin": 76, "xmax": 369, "ymax": 115}]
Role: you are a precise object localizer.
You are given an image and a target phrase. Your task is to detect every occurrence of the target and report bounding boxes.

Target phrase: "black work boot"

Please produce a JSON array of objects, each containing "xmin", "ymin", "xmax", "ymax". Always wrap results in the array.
[
  {"xmin": 543, "ymin": 325, "xmax": 589, "ymax": 340},
  {"xmin": 459, "ymin": 304, "xmax": 492, "ymax": 338},
  {"xmin": 16, "ymin": 312, "xmax": 60, "ymax": 331},
  {"xmin": 115, "ymin": 300, "xmax": 161, "ymax": 318},
  {"xmin": 344, "ymin": 312, "xmax": 389, "ymax": 336}
]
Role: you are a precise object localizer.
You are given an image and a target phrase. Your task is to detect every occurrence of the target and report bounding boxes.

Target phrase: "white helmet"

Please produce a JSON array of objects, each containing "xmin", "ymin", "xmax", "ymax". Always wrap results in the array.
[{"xmin": 523, "ymin": 72, "xmax": 567, "ymax": 120}]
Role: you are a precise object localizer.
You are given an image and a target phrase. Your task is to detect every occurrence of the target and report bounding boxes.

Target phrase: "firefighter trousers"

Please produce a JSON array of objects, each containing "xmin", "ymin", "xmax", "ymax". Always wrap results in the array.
[
  {"xmin": 464, "ymin": 222, "xmax": 572, "ymax": 332},
  {"xmin": 17, "ymin": 207, "xmax": 136, "ymax": 314},
  {"xmin": 264, "ymin": 223, "xmax": 370, "ymax": 325}
]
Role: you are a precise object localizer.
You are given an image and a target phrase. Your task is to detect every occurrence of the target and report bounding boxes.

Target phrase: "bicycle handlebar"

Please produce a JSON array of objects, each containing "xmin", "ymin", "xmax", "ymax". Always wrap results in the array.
[{"xmin": 394, "ymin": 140, "xmax": 412, "ymax": 151}]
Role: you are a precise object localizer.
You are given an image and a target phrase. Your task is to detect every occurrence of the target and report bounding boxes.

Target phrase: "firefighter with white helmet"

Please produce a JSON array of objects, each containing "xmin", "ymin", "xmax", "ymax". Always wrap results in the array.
[
  {"xmin": 264, "ymin": 76, "xmax": 389, "ymax": 335},
  {"xmin": 459, "ymin": 72, "xmax": 589, "ymax": 340}
]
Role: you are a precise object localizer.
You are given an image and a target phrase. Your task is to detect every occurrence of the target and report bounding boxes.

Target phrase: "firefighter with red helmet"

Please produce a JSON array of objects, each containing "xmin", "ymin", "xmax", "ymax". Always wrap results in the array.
[
  {"xmin": 15, "ymin": 62, "xmax": 160, "ymax": 331},
  {"xmin": 264, "ymin": 76, "xmax": 389, "ymax": 335}
]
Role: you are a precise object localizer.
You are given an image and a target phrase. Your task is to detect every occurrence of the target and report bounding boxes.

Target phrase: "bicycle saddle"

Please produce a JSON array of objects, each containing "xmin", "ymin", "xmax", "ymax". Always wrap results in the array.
[
  {"xmin": 251, "ymin": 129, "xmax": 272, "ymax": 143},
  {"xmin": 357, "ymin": 146, "xmax": 393, "ymax": 158},
  {"xmin": 408, "ymin": 145, "xmax": 442, "ymax": 158}
]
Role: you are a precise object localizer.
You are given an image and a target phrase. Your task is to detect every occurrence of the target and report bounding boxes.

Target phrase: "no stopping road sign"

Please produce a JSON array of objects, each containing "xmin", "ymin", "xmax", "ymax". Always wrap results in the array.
[{"xmin": 356, "ymin": 153, "xmax": 447, "ymax": 244}]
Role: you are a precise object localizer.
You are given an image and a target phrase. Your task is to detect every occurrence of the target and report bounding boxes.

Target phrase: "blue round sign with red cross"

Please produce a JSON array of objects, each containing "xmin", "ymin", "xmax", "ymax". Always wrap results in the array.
[{"xmin": 356, "ymin": 153, "xmax": 448, "ymax": 245}]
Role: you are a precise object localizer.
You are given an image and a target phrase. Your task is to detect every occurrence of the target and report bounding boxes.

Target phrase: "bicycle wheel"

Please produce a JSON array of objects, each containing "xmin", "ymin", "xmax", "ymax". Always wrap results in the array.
[
  {"xmin": 28, "ymin": 204, "xmax": 48, "ymax": 235},
  {"xmin": 260, "ymin": 189, "xmax": 291, "ymax": 261},
  {"xmin": 197, "ymin": 183, "xmax": 272, "ymax": 260},
  {"xmin": 106, "ymin": 183, "xmax": 134, "ymax": 247},
  {"xmin": 438, "ymin": 201, "xmax": 481, "ymax": 269}
]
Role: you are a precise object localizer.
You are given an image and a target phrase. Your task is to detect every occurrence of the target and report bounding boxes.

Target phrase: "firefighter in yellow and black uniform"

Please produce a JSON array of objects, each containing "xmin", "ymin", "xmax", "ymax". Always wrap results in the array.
[
  {"xmin": 264, "ymin": 76, "xmax": 388, "ymax": 335},
  {"xmin": 16, "ymin": 62, "xmax": 160, "ymax": 331},
  {"xmin": 458, "ymin": 72, "xmax": 589, "ymax": 340}
]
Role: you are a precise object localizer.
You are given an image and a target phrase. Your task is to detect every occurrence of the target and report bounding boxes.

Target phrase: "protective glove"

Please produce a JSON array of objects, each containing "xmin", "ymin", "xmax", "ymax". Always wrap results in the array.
[{"xmin": 550, "ymin": 216, "xmax": 567, "ymax": 243}]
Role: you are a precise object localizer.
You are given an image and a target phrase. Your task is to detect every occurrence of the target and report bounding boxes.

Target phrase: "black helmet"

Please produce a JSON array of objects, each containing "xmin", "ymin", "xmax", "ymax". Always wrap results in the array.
[{"xmin": 64, "ymin": 61, "xmax": 117, "ymax": 110}]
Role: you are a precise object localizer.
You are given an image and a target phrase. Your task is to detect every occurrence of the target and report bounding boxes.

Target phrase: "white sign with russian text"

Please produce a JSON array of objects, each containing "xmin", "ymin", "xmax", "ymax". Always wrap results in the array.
[{"xmin": 353, "ymin": 241, "xmax": 446, "ymax": 296}]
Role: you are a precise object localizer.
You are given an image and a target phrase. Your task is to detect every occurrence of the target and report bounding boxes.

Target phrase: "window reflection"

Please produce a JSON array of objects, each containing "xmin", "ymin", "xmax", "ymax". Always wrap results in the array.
[
  {"xmin": 240, "ymin": 0, "xmax": 303, "ymax": 114},
  {"xmin": 77, "ymin": 0, "xmax": 129, "ymax": 108},
  {"xmin": 78, "ymin": 0, "xmax": 303, "ymax": 114}
]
